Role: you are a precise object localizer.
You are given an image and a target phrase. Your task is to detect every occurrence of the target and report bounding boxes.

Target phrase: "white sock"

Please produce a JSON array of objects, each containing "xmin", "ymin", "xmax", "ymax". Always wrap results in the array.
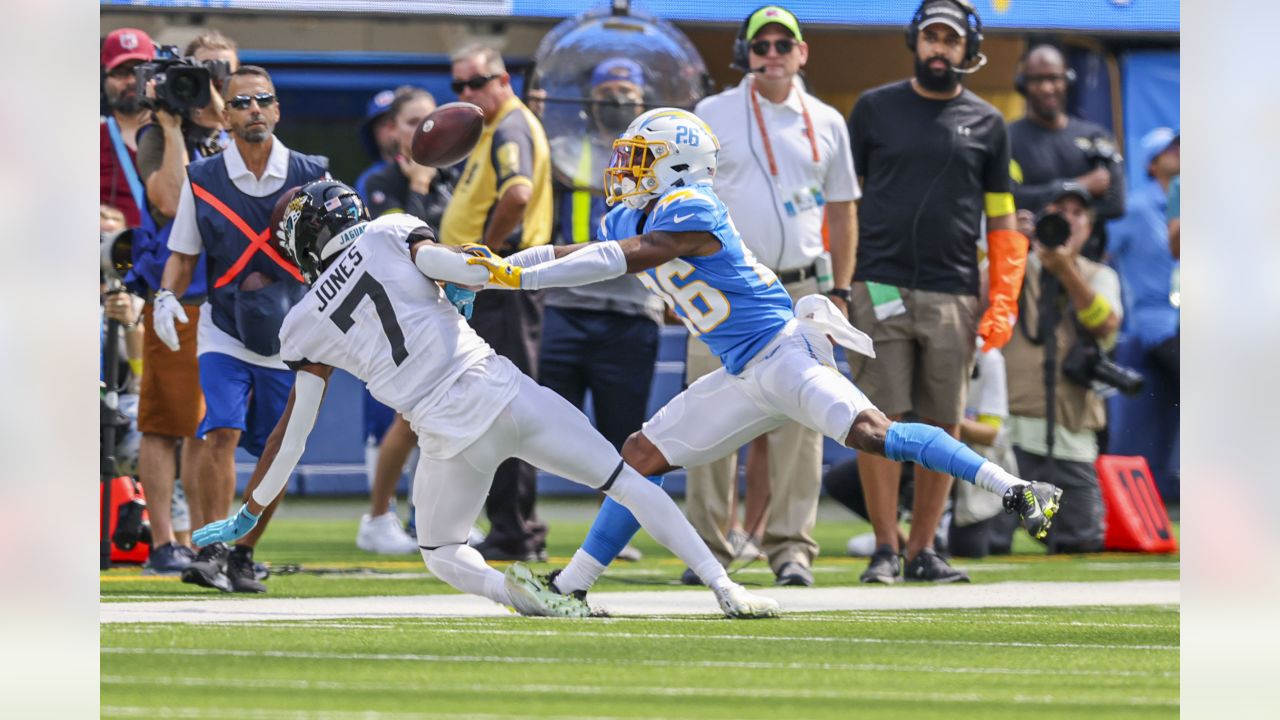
[
  {"xmin": 421, "ymin": 545, "xmax": 511, "ymax": 606},
  {"xmin": 553, "ymin": 548, "xmax": 607, "ymax": 594},
  {"xmin": 975, "ymin": 461, "xmax": 1028, "ymax": 496},
  {"xmin": 606, "ymin": 470, "xmax": 730, "ymax": 590}
]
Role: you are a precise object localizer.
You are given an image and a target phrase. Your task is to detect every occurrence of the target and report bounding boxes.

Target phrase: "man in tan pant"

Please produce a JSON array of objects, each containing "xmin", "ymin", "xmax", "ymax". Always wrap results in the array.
[{"xmin": 689, "ymin": 5, "xmax": 861, "ymax": 586}]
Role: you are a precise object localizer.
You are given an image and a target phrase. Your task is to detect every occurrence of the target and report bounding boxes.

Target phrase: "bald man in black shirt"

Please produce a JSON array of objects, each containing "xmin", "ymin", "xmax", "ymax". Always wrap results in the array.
[{"xmin": 1009, "ymin": 45, "xmax": 1125, "ymax": 222}]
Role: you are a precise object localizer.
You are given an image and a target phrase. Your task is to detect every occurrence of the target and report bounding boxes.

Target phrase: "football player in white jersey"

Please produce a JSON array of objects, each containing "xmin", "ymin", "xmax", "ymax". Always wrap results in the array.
[
  {"xmin": 464, "ymin": 108, "xmax": 1062, "ymax": 597},
  {"xmin": 192, "ymin": 179, "xmax": 780, "ymax": 619}
]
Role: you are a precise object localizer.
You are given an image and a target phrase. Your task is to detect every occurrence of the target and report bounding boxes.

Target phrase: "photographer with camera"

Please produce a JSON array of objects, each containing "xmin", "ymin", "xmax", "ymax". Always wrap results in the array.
[
  {"xmin": 1009, "ymin": 45, "xmax": 1125, "ymax": 226},
  {"xmin": 1004, "ymin": 183, "xmax": 1126, "ymax": 553},
  {"xmin": 100, "ymin": 28, "xmax": 157, "ymax": 229},
  {"xmin": 127, "ymin": 30, "xmax": 239, "ymax": 575}
]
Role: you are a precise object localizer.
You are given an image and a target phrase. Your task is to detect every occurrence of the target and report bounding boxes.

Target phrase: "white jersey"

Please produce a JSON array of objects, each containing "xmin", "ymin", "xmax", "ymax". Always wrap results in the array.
[{"xmin": 279, "ymin": 214, "xmax": 520, "ymax": 458}]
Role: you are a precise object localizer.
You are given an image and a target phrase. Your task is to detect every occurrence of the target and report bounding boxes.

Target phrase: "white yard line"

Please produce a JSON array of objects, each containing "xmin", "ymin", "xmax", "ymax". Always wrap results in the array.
[{"xmin": 101, "ymin": 579, "xmax": 1177, "ymax": 625}]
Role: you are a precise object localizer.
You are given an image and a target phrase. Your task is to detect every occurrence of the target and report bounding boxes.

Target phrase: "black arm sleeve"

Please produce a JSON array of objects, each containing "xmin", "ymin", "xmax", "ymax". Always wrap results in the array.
[{"xmin": 404, "ymin": 224, "xmax": 437, "ymax": 250}]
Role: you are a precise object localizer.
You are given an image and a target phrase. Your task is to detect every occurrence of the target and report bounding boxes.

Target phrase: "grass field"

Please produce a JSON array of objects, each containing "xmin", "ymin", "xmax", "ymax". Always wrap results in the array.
[{"xmin": 100, "ymin": 498, "xmax": 1180, "ymax": 718}]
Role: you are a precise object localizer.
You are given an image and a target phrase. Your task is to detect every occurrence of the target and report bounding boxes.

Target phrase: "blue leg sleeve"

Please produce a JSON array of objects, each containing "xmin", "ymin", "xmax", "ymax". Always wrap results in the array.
[
  {"xmin": 581, "ymin": 475, "xmax": 665, "ymax": 565},
  {"xmin": 883, "ymin": 422, "xmax": 986, "ymax": 484}
]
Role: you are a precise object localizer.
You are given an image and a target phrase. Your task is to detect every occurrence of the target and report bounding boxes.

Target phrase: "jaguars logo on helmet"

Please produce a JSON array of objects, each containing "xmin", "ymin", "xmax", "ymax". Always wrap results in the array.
[
  {"xmin": 276, "ymin": 180, "xmax": 371, "ymax": 284},
  {"xmin": 604, "ymin": 108, "xmax": 720, "ymax": 209}
]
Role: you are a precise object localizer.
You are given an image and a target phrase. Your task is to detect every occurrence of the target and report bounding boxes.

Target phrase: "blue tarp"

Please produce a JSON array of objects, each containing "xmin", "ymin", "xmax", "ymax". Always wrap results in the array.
[{"xmin": 1120, "ymin": 50, "xmax": 1180, "ymax": 190}]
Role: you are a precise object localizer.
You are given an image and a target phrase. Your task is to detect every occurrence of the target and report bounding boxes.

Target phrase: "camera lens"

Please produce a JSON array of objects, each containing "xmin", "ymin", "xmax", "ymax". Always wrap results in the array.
[
  {"xmin": 171, "ymin": 72, "xmax": 200, "ymax": 102},
  {"xmin": 1035, "ymin": 212, "xmax": 1071, "ymax": 248}
]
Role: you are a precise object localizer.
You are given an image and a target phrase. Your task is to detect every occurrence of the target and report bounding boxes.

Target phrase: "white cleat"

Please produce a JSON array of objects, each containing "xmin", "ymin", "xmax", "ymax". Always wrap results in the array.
[
  {"xmin": 714, "ymin": 583, "xmax": 781, "ymax": 619},
  {"xmin": 356, "ymin": 512, "xmax": 420, "ymax": 554},
  {"xmin": 505, "ymin": 562, "xmax": 591, "ymax": 618}
]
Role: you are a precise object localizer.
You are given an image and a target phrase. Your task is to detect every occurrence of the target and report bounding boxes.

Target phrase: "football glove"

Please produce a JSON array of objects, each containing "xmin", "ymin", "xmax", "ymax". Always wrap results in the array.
[
  {"xmin": 465, "ymin": 255, "xmax": 523, "ymax": 290},
  {"xmin": 152, "ymin": 289, "xmax": 189, "ymax": 352},
  {"xmin": 192, "ymin": 503, "xmax": 260, "ymax": 546},
  {"xmin": 459, "ymin": 243, "xmax": 497, "ymax": 259}
]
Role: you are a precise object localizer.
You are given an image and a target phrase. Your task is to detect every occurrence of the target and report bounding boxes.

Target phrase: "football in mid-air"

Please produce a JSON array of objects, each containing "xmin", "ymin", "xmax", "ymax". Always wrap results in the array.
[{"xmin": 411, "ymin": 102, "xmax": 485, "ymax": 168}]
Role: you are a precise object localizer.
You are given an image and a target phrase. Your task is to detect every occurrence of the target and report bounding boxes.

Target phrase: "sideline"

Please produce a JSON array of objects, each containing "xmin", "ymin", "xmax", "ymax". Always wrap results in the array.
[{"xmin": 101, "ymin": 580, "xmax": 1178, "ymax": 624}]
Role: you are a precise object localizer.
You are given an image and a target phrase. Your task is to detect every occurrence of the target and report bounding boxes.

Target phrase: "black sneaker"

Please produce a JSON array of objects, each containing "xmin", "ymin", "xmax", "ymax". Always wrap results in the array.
[
  {"xmin": 473, "ymin": 539, "xmax": 537, "ymax": 562},
  {"xmin": 903, "ymin": 548, "xmax": 970, "ymax": 583},
  {"xmin": 226, "ymin": 546, "xmax": 268, "ymax": 593},
  {"xmin": 144, "ymin": 543, "xmax": 196, "ymax": 576},
  {"xmin": 181, "ymin": 542, "xmax": 232, "ymax": 592},
  {"xmin": 859, "ymin": 545, "xmax": 901, "ymax": 585},
  {"xmin": 774, "ymin": 562, "xmax": 815, "ymax": 587},
  {"xmin": 1003, "ymin": 482, "xmax": 1064, "ymax": 540},
  {"xmin": 679, "ymin": 567, "xmax": 704, "ymax": 586}
]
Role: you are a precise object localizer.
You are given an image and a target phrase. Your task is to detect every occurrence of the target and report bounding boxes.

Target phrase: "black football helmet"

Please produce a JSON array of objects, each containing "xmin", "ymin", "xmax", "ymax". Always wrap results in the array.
[{"xmin": 274, "ymin": 179, "xmax": 370, "ymax": 283}]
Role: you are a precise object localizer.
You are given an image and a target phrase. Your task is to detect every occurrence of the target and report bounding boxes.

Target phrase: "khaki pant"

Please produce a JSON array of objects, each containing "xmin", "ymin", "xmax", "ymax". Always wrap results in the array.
[{"xmin": 682, "ymin": 277, "xmax": 822, "ymax": 571}]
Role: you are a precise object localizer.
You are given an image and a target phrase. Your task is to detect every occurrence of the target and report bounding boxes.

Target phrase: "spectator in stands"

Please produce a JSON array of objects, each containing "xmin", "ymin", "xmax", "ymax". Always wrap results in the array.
[
  {"xmin": 357, "ymin": 87, "xmax": 460, "ymax": 555},
  {"xmin": 353, "ymin": 88, "xmax": 399, "ymax": 201},
  {"xmin": 1005, "ymin": 184, "xmax": 1119, "ymax": 553},
  {"xmin": 846, "ymin": 0, "xmax": 1027, "ymax": 583},
  {"xmin": 1009, "ymin": 44, "xmax": 1125, "ymax": 223},
  {"xmin": 1107, "ymin": 128, "xmax": 1179, "ymax": 382},
  {"xmin": 155, "ymin": 65, "xmax": 330, "ymax": 592},
  {"xmin": 439, "ymin": 44, "xmax": 553, "ymax": 562},
  {"xmin": 131, "ymin": 29, "xmax": 239, "ymax": 575},
  {"xmin": 540, "ymin": 58, "xmax": 663, "ymax": 563},
  {"xmin": 690, "ymin": 5, "xmax": 860, "ymax": 587},
  {"xmin": 101, "ymin": 28, "xmax": 156, "ymax": 228}
]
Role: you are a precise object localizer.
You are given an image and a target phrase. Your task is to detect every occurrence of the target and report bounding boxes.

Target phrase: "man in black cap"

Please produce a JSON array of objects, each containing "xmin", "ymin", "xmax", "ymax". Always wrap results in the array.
[{"xmin": 846, "ymin": 0, "xmax": 1029, "ymax": 583}]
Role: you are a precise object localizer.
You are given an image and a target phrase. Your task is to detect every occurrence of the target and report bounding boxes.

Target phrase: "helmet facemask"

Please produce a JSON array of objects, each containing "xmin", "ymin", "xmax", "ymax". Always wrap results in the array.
[{"xmin": 604, "ymin": 135, "xmax": 669, "ymax": 209}]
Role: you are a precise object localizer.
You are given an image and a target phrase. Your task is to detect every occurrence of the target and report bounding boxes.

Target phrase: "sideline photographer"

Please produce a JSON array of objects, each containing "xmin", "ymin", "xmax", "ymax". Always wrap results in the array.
[
  {"xmin": 129, "ymin": 30, "xmax": 238, "ymax": 575},
  {"xmin": 1004, "ymin": 183, "xmax": 1130, "ymax": 553}
]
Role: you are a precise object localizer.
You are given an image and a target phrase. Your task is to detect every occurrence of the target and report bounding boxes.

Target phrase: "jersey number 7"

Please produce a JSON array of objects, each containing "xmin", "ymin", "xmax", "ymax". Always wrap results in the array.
[{"xmin": 329, "ymin": 273, "xmax": 409, "ymax": 366}]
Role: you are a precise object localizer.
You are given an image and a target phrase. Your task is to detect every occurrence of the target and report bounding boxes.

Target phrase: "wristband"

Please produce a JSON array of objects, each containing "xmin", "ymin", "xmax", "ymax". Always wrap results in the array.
[
  {"xmin": 1075, "ymin": 293, "xmax": 1112, "ymax": 329},
  {"xmin": 826, "ymin": 287, "xmax": 852, "ymax": 303}
]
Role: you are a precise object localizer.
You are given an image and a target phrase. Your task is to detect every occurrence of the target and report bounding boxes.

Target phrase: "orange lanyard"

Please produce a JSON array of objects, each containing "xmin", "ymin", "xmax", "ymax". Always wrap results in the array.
[{"xmin": 749, "ymin": 79, "xmax": 820, "ymax": 177}]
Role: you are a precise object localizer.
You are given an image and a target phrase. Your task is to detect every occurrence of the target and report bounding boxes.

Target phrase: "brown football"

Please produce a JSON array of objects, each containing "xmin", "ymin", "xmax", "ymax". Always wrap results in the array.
[{"xmin": 410, "ymin": 102, "xmax": 485, "ymax": 168}]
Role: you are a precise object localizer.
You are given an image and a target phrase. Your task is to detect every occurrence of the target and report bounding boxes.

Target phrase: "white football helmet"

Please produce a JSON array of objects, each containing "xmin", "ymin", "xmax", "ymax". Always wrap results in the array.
[{"xmin": 604, "ymin": 108, "xmax": 720, "ymax": 209}]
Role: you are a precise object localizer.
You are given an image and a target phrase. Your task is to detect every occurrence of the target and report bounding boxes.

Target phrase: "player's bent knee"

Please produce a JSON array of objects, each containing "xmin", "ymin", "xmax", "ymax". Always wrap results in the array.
[
  {"xmin": 621, "ymin": 432, "xmax": 674, "ymax": 476},
  {"xmin": 845, "ymin": 409, "xmax": 891, "ymax": 455}
]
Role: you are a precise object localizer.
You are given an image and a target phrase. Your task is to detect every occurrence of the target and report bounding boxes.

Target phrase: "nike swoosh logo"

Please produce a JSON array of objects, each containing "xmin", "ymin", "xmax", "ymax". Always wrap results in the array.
[{"xmin": 673, "ymin": 213, "xmax": 694, "ymax": 223}]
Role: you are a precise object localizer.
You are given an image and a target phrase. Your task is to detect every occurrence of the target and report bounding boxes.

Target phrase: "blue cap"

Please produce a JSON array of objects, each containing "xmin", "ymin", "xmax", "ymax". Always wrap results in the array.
[
  {"xmin": 1139, "ymin": 127, "xmax": 1179, "ymax": 173},
  {"xmin": 591, "ymin": 58, "xmax": 644, "ymax": 89},
  {"xmin": 358, "ymin": 89, "xmax": 397, "ymax": 161}
]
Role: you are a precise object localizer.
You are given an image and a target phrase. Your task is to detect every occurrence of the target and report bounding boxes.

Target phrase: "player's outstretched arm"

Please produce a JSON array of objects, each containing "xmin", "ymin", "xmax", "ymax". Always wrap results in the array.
[
  {"xmin": 465, "ymin": 230, "xmax": 718, "ymax": 290},
  {"xmin": 192, "ymin": 364, "xmax": 333, "ymax": 547}
]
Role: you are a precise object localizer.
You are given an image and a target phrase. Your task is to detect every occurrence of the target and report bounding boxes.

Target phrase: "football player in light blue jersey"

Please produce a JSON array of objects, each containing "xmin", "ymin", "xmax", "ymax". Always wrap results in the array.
[{"xmin": 468, "ymin": 108, "xmax": 1062, "ymax": 599}]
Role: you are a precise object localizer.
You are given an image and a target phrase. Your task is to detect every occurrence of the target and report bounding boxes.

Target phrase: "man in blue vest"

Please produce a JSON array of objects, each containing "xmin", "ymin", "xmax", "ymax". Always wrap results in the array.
[{"xmin": 154, "ymin": 65, "xmax": 329, "ymax": 593}]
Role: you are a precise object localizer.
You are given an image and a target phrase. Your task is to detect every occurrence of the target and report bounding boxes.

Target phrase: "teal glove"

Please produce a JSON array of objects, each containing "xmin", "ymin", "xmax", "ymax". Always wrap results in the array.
[
  {"xmin": 444, "ymin": 283, "xmax": 476, "ymax": 319},
  {"xmin": 193, "ymin": 503, "xmax": 260, "ymax": 546}
]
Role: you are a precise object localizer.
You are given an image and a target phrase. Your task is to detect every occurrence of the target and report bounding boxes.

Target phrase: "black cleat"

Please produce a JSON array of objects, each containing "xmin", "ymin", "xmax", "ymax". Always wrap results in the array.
[
  {"xmin": 544, "ymin": 569, "xmax": 608, "ymax": 617},
  {"xmin": 1004, "ymin": 481, "xmax": 1064, "ymax": 540},
  {"xmin": 903, "ymin": 548, "xmax": 970, "ymax": 583},
  {"xmin": 227, "ymin": 546, "xmax": 268, "ymax": 593},
  {"xmin": 181, "ymin": 542, "xmax": 232, "ymax": 593},
  {"xmin": 679, "ymin": 567, "xmax": 704, "ymax": 586},
  {"xmin": 859, "ymin": 545, "xmax": 901, "ymax": 585}
]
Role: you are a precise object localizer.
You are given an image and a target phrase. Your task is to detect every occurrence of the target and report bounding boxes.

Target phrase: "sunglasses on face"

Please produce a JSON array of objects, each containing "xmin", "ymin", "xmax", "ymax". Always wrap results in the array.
[
  {"xmin": 227, "ymin": 93, "xmax": 276, "ymax": 110},
  {"xmin": 451, "ymin": 74, "xmax": 498, "ymax": 94},
  {"xmin": 749, "ymin": 39, "xmax": 796, "ymax": 57}
]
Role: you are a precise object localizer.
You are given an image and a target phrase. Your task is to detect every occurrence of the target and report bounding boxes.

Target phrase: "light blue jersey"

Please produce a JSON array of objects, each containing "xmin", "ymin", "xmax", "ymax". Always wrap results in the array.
[{"xmin": 600, "ymin": 184, "xmax": 793, "ymax": 374}]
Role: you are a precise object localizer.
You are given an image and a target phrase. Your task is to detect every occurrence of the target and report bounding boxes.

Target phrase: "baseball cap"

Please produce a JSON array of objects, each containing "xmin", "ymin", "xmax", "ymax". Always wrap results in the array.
[
  {"xmin": 358, "ymin": 88, "xmax": 397, "ymax": 161},
  {"xmin": 917, "ymin": 0, "xmax": 968, "ymax": 37},
  {"xmin": 745, "ymin": 6, "xmax": 804, "ymax": 42},
  {"xmin": 1139, "ymin": 126, "xmax": 1179, "ymax": 172},
  {"xmin": 591, "ymin": 58, "xmax": 645, "ymax": 89},
  {"xmin": 101, "ymin": 28, "xmax": 156, "ymax": 71},
  {"xmin": 1052, "ymin": 181, "xmax": 1092, "ymax": 207}
]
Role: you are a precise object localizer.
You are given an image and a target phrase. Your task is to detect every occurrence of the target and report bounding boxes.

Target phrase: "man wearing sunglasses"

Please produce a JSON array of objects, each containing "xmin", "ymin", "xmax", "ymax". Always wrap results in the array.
[
  {"xmin": 439, "ymin": 44, "xmax": 553, "ymax": 563},
  {"xmin": 687, "ymin": 5, "xmax": 860, "ymax": 588},
  {"xmin": 129, "ymin": 29, "xmax": 240, "ymax": 577},
  {"xmin": 155, "ymin": 65, "xmax": 330, "ymax": 594}
]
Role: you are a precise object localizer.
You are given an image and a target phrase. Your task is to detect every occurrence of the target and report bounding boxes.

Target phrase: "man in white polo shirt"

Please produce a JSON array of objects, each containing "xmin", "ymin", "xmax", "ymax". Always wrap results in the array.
[{"xmin": 690, "ymin": 5, "xmax": 860, "ymax": 586}]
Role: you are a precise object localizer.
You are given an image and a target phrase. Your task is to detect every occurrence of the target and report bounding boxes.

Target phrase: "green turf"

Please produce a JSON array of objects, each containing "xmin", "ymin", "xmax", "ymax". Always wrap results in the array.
[
  {"xmin": 100, "ymin": 498, "xmax": 1179, "ymax": 601},
  {"xmin": 101, "ymin": 605, "xmax": 1178, "ymax": 719}
]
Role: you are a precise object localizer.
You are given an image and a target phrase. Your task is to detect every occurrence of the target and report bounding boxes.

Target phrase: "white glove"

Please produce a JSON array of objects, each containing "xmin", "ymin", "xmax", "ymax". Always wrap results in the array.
[{"xmin": 153, "ymin": 289, "xmax": 189, "ymax": 352}]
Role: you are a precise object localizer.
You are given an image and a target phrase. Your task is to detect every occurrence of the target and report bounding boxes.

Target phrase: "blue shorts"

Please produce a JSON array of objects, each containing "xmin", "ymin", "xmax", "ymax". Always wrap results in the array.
[{"xmin": 197, "ymin": 352, "xmax": 295, "ymax": 458}]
